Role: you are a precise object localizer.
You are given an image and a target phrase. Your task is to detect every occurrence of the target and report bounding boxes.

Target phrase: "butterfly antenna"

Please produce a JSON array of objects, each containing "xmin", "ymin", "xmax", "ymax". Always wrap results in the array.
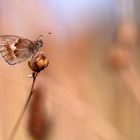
[{"xmin": 38, "ymin": 32, "xmax": 52, "ymax": 40}]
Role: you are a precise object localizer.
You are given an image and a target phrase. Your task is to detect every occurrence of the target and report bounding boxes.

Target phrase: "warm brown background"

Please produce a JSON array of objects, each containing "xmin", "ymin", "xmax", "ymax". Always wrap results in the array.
[{"xmin": 0, "ymin": 0, "xmax": 140, "ymax": 140}]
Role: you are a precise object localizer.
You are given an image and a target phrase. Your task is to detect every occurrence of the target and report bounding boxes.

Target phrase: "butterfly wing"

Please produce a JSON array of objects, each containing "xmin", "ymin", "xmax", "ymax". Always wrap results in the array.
[{"xmin": 0, "ymin": 35, "xmax": 35, "ymax": 65}]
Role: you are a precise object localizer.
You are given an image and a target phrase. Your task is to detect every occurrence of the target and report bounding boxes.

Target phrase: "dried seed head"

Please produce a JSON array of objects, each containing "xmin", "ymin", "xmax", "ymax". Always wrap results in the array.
[{"xmin": 28, "ymin": 52, "xmax": 49, "ymax": 72}]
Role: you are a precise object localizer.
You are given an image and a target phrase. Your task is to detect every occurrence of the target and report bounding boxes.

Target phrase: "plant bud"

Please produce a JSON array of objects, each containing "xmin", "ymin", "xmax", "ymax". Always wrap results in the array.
[{"xmin": 28, "ymin": 52, "xmax": 49, "ymax": 72}]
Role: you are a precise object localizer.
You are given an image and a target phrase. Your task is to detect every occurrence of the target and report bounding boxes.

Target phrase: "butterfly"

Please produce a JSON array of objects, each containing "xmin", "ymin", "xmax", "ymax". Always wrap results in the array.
[{"xmin": 0, "ymin": 34, "xmax": 46, "ymax": 65}]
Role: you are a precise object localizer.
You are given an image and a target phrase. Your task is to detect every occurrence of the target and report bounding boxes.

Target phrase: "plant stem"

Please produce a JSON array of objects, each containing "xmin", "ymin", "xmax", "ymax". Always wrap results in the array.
[{"xmin": 8, "ymin": 72, "xmax": 38, "ymax": 140}]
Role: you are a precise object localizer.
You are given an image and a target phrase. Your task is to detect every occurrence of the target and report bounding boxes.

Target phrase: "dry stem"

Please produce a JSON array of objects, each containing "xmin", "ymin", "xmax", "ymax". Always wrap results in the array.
[{"xmin": 8, "ymin": 72, "xmax": 38, "ymax": 140}]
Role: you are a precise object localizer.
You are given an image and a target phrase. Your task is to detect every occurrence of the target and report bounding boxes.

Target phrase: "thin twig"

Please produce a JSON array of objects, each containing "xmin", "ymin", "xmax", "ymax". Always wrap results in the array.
[{"xmin": 8, "ymin": 72, "xmax": 38, "ymax": 140}]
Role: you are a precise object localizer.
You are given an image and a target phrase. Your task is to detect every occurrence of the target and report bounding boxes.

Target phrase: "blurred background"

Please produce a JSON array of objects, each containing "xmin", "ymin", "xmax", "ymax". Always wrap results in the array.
[{"xmin": 0, "ymin": 0, "xmax": 140, "ymax": 140}]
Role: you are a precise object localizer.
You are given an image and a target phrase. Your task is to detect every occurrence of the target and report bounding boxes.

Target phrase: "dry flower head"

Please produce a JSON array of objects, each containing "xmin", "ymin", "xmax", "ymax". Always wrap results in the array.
[{"xmin": 28, "ymin": 52, "xmax": 49, "ymax": 73}]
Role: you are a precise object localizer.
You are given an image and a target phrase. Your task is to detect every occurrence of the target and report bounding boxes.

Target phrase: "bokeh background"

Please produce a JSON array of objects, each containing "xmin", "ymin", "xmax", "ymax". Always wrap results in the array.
[{"xmin": 0, "ymin": 0, "xmax": 140, "ymax": 140}]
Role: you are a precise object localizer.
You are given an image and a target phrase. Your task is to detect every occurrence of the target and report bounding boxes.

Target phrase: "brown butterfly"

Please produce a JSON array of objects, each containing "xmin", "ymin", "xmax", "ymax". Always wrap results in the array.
[{"xmin": 0, "ymin": 35, "xmax": 45, "ymax": 65}]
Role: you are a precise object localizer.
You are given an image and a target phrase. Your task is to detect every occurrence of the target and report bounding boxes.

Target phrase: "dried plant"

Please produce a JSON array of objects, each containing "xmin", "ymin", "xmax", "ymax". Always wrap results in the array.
[{"xmin": 8, "ymin": 52, "xmax": 49, "ymax": 140}]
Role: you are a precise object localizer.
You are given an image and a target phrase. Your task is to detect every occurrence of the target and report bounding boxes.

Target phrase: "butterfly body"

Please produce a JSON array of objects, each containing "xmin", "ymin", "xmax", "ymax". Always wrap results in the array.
[{"xmin": 0, "ymin": 35, "xmax": 43, "ymax": 65}]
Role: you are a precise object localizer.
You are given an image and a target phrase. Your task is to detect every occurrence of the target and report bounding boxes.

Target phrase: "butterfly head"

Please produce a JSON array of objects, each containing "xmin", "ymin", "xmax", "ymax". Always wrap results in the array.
[
  {"xmin": 35, "ymin": 35, "xmax": 44, "ymax": 48},
  {"xmin": 35, "ymin": 33, "xmax": 52, "ymax": 48}
]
